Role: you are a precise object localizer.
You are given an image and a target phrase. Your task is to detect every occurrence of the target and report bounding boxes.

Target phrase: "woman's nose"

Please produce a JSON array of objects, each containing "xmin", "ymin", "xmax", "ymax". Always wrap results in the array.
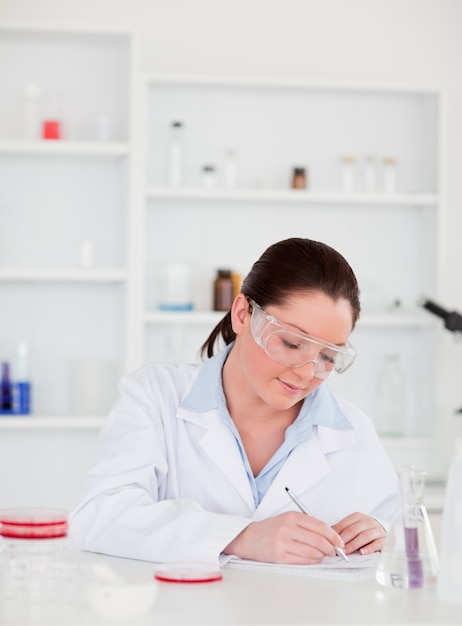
[{"xmin": 292, "ymin": 358, "xmax": 318, "ymax": 378}]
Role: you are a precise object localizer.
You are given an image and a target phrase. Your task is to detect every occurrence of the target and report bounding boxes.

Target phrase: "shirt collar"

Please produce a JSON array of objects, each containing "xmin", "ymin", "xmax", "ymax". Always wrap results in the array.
[{"xmin": 180, "ymin": 343, "xmax": 352, "ymax": 432}]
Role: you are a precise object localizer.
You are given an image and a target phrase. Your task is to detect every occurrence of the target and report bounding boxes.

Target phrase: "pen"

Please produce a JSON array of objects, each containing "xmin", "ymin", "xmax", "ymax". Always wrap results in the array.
[{"xmin": 284, "ymin": 486, "xmax": 349, "ymax": 562}]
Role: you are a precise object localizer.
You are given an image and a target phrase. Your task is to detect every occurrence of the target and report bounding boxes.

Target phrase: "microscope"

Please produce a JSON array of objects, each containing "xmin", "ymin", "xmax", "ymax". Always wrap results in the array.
[
  {"xmin": 420, "ymin": 298, "xmax": 462, "ymax": 413},
  {"xmin": 420, "ymin": 298, "xmax": 462, "ymax": 334}
]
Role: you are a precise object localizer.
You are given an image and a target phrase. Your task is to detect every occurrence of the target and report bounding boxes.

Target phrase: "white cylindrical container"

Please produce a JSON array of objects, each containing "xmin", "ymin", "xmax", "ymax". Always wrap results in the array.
[
  {"xmin": 79, "ymin": 239, "xmax": 95, "ymax": 268},
  {"xmin": 383, "ymin": 156, "xmax": 397, "ymax": 193},
  {"xmin": 23, "ymin": 83, "xmax": 40, "ymax": 140},
  {"xmin": 223, "ymin": 149, "xmax": 237, "ymax": 188},
  {"xmin": 202, "ymin": 165, "xmax": 216, "ymax": 189},
  {"xmin": 68, "ymin": 358, "xmax": 118, "ymax": 416},
  {"xmin": 158, "ymin": 262, "xmax": 193, "ymax": 311},
  {"xmin": 167, "ymin": 121, "xmax": 184, "ymax": 187},
  {"xmin": 93, "ymin": 114, "xmax": 112, "ymax": 141},
  {"xmin": 376, "ymin": 354, "xmax": 406, "ymax": 436},
  {"xmin": 437, "ymin": 439, "xmax": 462, "ymax": 602},
  {"xmin": 363, "ymin": 154, "xmax": 378, "ymax": 193},
  {"xmin": 340, "ymin": 155, "xmax": 356, "ymax": 193}
]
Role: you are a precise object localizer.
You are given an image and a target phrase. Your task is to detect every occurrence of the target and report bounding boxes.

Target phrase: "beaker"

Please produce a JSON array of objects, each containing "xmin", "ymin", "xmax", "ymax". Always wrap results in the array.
[{"xmin": 376, "ymin": 466, "xmax": 438, "ymax": 589}]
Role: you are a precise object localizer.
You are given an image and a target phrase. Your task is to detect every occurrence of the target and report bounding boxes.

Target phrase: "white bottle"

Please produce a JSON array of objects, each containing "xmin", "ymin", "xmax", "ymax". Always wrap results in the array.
[
  {"xmin": 167, "ymin": 121, "xmax": 184, "ymax": 187},
  {"xmin": 79, "ymin": 240, "xmax": 95, "ymax": 268},
  {"xmin": 23, "ymin": 83, "xmax": 40, "ymax": 140},
  {"xmin": 437, "ymin": 438, "xmax": 462, "ymax": 602},
  {"xmin": 202, "ymin": 165, "xmax": 216, "ymax": 189},
  {"xmin": 383, "ymin": 156, "xmax": 397, "ymax": 193},
  {"xmin": 363, "ymin": 155, "xmax": 378, "ymax": 193},
  {"xmin": 223, "ymin": 149, "xmax": 237, "ymax": 188},
  {"xmin": 376, "ymin": 354, "xmax": 406, "ymax": 436},
  {"xmin": 340, "ymin": 155, "xmax": 356, "ymax": 193}
]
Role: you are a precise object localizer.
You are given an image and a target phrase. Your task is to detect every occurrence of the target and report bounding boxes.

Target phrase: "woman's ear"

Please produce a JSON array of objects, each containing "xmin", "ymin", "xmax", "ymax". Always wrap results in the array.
[{"xmin": 230, "ymin": 293, "xmax": 250, "ymax": 335}]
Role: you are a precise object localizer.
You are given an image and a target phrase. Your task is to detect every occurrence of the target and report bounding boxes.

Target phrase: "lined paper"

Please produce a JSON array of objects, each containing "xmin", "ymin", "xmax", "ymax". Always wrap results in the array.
[{"xmin": 224, "ymin": 552, "xmax": 380, "ymax": 581}]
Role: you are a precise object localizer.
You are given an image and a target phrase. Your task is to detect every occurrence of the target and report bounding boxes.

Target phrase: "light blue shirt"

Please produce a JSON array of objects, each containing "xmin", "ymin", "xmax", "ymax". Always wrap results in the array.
[{"xmin": 181, "ymin": 344, "xmax": 352, "ymax": 506}]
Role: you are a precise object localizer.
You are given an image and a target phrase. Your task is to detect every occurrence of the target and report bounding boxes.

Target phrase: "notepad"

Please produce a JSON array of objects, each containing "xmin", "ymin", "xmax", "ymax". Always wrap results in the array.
[{"xmin": 224, "ymin": 552, "xmax": 380, "ymax": 581}]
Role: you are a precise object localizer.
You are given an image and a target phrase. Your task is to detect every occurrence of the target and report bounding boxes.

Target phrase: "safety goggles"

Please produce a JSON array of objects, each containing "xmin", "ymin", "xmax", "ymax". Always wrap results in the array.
[{"xmin": 248, "ymin": 299, "xmax": 356, "ymax": 379}]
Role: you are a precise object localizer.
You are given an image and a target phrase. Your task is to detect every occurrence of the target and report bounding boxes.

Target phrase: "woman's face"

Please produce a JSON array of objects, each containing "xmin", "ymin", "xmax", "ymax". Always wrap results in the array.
[{"xmin": 231, "ymin": 291, "xmax": 354, "ymax": 411}]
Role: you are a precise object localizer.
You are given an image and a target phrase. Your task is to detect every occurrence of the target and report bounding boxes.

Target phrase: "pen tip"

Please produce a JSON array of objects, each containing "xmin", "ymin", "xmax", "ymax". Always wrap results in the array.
[{"xmin": 284, "ymin": 487, "xmax": 289, "ymax": 492}]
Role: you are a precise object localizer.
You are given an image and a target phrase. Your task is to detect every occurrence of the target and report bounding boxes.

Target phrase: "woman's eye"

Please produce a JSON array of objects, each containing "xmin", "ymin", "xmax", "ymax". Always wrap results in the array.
[
  {"xmin": 319, "ymin": 351, "xmax": 335, "ymax": 364},
  {"xmin": 282, "ymin": 338, "xmax": 302, "ymax": 351}
]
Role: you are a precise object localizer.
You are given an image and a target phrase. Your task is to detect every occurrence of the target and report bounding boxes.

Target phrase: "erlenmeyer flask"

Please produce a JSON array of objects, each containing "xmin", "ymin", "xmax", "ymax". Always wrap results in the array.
[{"xmin": 376, "ymin": 465, "xmax": 438, "ymax": 588}]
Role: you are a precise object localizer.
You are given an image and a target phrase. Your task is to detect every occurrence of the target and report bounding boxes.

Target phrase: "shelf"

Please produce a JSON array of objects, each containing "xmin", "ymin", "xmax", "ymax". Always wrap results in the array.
[
  {"xmin": 145, "ymin": 72, "xmax": 439, "ymax": 95},
  {"xmin": 144, "ymin": 310, "xmax": 436, "ymax": 329},
  {"xmin": 358, "ymin": 313, "xmax": 437, "ymax": 329},
  {"xmin": 145, "ymin": 310, "xmax": 224, "ymax": 325},
  {"xmin": 0, "ymin": 140, "xmax": 130, "ymax": 158},
  {"xmin": 146, "ymin": 187, "xmax": 438, "ymax": 207},
  {"xmin": 0, "ymin": 415, "xmax": 105, "ymax": 430},
  {"xmin": 0, "ymin": 269, "xmax": 128, "ymax": 283}
]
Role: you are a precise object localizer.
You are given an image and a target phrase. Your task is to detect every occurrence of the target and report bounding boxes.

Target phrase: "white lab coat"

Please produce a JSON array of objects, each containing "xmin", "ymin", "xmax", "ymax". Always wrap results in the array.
[{"xmin": 69, "ymin": 356, "xmax": 399, "ymax": 565}]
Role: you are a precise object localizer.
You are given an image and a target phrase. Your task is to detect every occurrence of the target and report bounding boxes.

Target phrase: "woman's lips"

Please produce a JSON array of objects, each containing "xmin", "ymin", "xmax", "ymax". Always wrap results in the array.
[{"xmin": 278, "ymin": 379, "xmax": 303, "ymax": 393}]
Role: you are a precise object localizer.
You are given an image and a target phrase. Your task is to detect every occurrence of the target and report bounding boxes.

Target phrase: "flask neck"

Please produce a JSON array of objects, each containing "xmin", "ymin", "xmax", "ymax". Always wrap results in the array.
[{"xmin": 398, "ymin": 465, "xmax": 426, "ymax": 509}]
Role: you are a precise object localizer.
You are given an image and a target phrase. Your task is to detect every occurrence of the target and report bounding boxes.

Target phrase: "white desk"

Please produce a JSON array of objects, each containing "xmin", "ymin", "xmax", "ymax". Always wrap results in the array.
[{"xmin": 1, "ymin": 552, "xmax": 461, "ymax": 626}]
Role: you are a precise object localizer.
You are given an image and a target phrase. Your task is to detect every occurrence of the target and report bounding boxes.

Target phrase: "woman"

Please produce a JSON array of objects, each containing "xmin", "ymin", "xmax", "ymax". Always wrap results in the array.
[{"xmin": 70, "ymin": 237, "xmax": 398, "ymax": 566}]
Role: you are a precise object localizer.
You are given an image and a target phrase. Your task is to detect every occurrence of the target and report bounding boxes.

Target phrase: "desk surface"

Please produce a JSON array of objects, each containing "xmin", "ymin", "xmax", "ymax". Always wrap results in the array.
[{"xmin": 1, "ymin": 552, "xmax": 461, "ymax": 626}]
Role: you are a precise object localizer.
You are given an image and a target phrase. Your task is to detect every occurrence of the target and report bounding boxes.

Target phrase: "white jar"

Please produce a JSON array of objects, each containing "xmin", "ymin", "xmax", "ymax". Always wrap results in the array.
[
  {"xmin": 223, "ymin": 149, "xmax": 237, "ymax": 188},
  {"xmin": 383, "ymin": 156, "xmax": 397, "ymax": 193},
  {"xmin": 340, "ymin": 155, "xmax": 356, "ymax": 193},
  {"xmin": 167, "ymin": 121, "xmax": 184, "ymax": 187},
  {"xmin": 23, "ymin": 83, "xmax": 40, "ymax": 140},
  {"xmin": 202, "ymin": 165, "xmax": 216, "ymax": 189},
  {"xmin": 363, "ymin": 154, "xmax": 378, "ymax": 193}
]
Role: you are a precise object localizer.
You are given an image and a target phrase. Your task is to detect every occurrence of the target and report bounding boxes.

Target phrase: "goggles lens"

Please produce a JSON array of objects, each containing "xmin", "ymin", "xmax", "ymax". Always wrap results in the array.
[{"xmin": 249, "ymin": 299, "xmax": 356, "ymax": 379}]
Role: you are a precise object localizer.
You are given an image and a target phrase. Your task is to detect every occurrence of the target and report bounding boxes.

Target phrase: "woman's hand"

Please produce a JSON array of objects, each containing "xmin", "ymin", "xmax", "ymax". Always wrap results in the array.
[
  {"xmin": 332, "ymin": 512, "xmax": 386, "ymax": 555},
  {"xmin": 223, "ymin": 512, "xmax": 344, "ymax": 564}
]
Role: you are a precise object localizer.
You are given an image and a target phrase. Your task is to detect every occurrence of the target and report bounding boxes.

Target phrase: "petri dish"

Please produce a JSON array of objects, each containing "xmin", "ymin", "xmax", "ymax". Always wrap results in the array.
[
  {"xmin": 0, "ymin": 507, "xmax": 68, "ymax": 539},
  {"xmin": 154, "ymin": 562, "xmax": 223, "ymax": 583}
]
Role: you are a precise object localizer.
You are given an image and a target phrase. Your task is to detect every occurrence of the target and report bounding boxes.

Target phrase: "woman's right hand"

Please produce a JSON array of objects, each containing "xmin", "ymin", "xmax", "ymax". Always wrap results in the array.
[{"xmin": 223, "ymin": 511, "xmax": 344, "ymax": 564}]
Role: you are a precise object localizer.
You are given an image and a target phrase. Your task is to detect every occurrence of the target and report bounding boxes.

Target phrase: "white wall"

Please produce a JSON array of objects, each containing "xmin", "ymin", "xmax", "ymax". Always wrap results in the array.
[{"xmin": 1, "ymin": 0, "xmax": 462, "ymax": 463}]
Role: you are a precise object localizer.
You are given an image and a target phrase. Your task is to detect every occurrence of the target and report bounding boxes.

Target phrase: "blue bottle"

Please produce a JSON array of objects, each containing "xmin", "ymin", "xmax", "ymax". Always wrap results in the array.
[{"xmin": 1, "ymin": 362, "xmax": 12, "ymax": 410}]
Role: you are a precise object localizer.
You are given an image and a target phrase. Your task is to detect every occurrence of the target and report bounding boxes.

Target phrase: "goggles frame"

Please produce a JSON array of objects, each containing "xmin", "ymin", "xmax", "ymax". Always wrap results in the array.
[{"xmin": 248, "ymin": 298, "xmax": 356, "ymax": 378}]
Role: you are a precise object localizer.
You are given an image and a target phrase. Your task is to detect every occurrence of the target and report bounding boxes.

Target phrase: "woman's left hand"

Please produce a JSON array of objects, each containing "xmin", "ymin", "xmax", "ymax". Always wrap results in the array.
[{"xmin": 332, "ymin": 512, "xmax": 386, "ymax": 555}]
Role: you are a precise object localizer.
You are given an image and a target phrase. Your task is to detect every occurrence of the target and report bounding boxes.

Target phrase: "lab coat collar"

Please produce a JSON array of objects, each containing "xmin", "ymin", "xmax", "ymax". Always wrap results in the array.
[
  {"xmin": 180, "ymin": 343, "xmax": 353, "ymax": 434},
  {"xmin": 254, "ymin": 426, "xmax": 356, "ymax": 519},
  {"xmin": 176, "ymin": 344, "xmax": 356, "ymax": 516}
]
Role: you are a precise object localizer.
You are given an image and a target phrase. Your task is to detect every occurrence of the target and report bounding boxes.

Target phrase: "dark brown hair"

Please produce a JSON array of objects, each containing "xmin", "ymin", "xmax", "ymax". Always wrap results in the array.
[{"xmin": 201, "ymin": 237, "xmax": 361, "ymax": 358}]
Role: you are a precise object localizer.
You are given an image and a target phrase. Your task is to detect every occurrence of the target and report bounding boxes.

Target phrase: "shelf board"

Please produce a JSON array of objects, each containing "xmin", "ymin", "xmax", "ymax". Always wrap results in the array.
[
  {"xmin": 145, "ymin": 310, "xmax": 224, "ymax": 325},
  {"xmin": 145, "ymin": 72, "xmax": 440, "ymax": 96},
  {"xmin": 0, "ymin": 139, "xmax": 130, "ymax": 158},
  {"xmin": 144, "ymin": 310, "xmax": 435, "ymax": 329},
  {"xmin": 146, "ymin": 187, "xmax": 438, "ymax": 207},
  {"xmin": 0, "ymin": 268, "xmax": 128, "ymax": 283},
  {"xmin": 358, "ymin": 313, "xmax": 437, "ymax": 329},
  {"xmin": 0, "ymin": 415, "xmax": 105, "ymax": 430}
]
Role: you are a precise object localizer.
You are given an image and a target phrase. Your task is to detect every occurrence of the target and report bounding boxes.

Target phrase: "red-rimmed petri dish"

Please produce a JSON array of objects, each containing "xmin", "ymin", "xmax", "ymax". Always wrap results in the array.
[
  {"xmin": 0, "ymin": 507, "xmax": 68, "ymax": 539},
  {"xmin": 154, "ymin": 562, "xmax": 223, "ymax": 583}
]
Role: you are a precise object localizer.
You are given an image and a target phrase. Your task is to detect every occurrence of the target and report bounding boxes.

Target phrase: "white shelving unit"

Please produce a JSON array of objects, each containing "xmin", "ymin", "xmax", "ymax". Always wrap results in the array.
[
  {"xmin": 142, "ymin": 73, "xmax": 443, "ymax": 474},
  {"xmin": 0, "ymin": 31, "xmax": 446, "ymax": 508},
  {"xmin": 0, "ymin": 23, "xmax": 139, "ymax": 508},
  {"xmin": 0, "ymin": 24, "xmax": 137, "ymax": 422}
]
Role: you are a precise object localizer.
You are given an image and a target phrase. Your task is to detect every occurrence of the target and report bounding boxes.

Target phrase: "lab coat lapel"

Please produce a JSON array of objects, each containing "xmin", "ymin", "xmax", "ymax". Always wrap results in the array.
[
  {"xmin": 253, "ymin": 425, "xmax": 356, "ymax": 520},
  {"xmin": 176, "ymin": 406, "xmax": 255, "ymax": 513}
]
